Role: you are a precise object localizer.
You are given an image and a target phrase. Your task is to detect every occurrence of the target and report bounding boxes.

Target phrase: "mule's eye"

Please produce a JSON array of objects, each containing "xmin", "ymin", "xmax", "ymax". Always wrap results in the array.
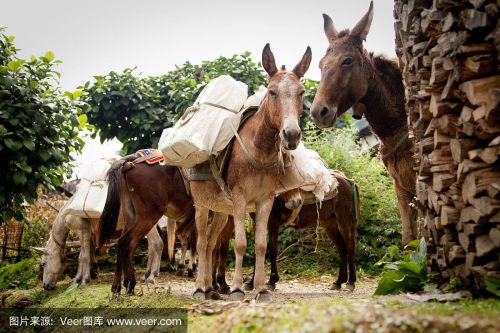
[
  {"xmin": 269, "ymin": 90, "xmax": 277, "ymax": 97},
  {"xmin": 342, "ymin": 58, "xmax": 353, "ymax": 66}
]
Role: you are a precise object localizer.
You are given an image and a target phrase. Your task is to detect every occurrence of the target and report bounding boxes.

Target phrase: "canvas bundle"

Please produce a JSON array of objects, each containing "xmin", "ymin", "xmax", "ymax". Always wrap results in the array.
[
  {"xmin": 65, "ymin": 158, "xmax": 111, "ymax": 219},
  {"xmin": 278, "ymin": 143, "xmax": 338, "ymax": 201},
  {"xmin": 159, "ymin": 75, "xmax": 248, "ymax": 168}
]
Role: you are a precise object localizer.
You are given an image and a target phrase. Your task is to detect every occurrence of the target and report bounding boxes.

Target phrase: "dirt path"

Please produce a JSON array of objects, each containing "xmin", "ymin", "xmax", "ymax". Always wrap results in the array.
[{"xmin": 133, "ymin": 271, "xmax": 378, "ymax": 303}]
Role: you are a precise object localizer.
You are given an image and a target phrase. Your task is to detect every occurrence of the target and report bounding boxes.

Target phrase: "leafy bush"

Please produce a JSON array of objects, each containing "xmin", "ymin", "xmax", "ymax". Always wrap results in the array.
[
  {"xmin": 302, "ymin": 125, "xmax": 401, "ymax": 273},
  {"xmin": 374, "ymin": 238, "xmax": 428, "ymax": 295},
  {"xmin": 0, "ymin": 258, "xmax": 39, "ymax": 289},
  {"xmin": 81, "ymin": 52, "xmax": 267, "ymax": 154},
  {"xmin": 0, "ymin": 28, "xmax": 85, "ymax": 222}
]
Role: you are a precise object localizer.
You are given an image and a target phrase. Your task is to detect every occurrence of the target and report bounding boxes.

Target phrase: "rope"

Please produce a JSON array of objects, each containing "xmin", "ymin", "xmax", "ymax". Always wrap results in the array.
[
  {"xmin": 180, "ymin": 102, "xmax": 240, "ymax": 126},
  {"xmin": 381, "ymin": 132, "xmax": 411, "ymax": 160},
  {"xmin": 229, "ymin": 124, "xmax": 281, "ymax": 171}
]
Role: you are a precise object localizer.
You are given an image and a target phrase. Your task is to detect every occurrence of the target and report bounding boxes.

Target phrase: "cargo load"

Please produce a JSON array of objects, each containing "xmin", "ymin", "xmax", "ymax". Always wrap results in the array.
[
  {"xmin": 65, "ymin": 158, "xmax": 112, "ymax": 219},
  {"xmin": 159, "ymin": 75, "xmax": 248, "ymax": 168}
]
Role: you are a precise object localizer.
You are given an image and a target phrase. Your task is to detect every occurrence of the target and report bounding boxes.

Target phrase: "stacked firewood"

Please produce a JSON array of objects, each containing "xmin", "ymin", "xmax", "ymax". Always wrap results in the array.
[{"xmin": 393, "ymin": 0, "xmax": 499, "ymax": 292}]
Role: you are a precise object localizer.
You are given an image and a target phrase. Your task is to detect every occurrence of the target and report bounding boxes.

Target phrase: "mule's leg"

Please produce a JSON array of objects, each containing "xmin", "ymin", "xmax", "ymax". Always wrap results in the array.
[
  {"xmin": 323, "ymin": 219, "xmax": 348, "ymax": 290},
  {"xmin": 187, "ymin": 237, "xmax": 196, "ymax": 278},
  {"xmin": 253, "ymin": 196, "xmax": 274, "ymax": 302},
  {"xmin": 204, "ymin": 213, "xmax": 228, "ymax": 299},
  {"xmin": 74, "ymin": 217, "xmax": 92, "ymax": 285},
  {"xmin": 216, "ymin": 220, "xmax": 232, "ymax": 294},
  {"xmin": 396, "ymin": 185, "xmax": 418, "ymax": 245},
  {"xmin": 230, "ymin": 195, "xmax": 248, "ymax": 300},
  {"xmin": 211, "ymin": 239, "xmax": 220, "ymax": 291},
  {"xmin": 267, "ymin": 217, "xmax": 280, "ymax": 291},
  {"xmin": 143, "ymin": 226, "xmax": 163, "ymax": 283},
  {"xmin": 177, "ymin": 235, "xmax": 187, "ymax": 276},
  {"xmin": 90, "ymin": 231, "xmax": 99, "ymax": 279},
  {"xmin": 244, "ymin": 214, "xmax": 256, "ymax": 291},
  {"xmin": 119, "ymin": 214, "xmax": 161, "ymax": 295},
  {"xmin": 193, "ymin": 206, "xmax": 209, "ymax": 299}
]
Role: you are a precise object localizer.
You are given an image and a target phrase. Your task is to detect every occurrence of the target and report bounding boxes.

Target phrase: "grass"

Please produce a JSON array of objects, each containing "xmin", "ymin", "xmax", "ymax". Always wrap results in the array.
[{"xmin": 191, "ymin": 298, "xmax": 500, "ymax": 333}]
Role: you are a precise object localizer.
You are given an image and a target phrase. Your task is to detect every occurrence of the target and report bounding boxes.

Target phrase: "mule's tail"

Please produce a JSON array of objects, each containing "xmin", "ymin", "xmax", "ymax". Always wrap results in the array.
[{"xmin": 96, "ymin": 157, "xmax": 131, "ymax": 250}]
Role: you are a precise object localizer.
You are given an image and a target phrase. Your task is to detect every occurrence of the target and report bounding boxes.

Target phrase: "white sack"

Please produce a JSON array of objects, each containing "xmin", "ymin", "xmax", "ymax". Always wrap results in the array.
[
  {"xmin": 66, "ymin": 158, "xmax": 111, "ymax": 219},
  {"xmin": 243, "ymin": 86, "xmax": 267, "ymax": 109},
  {"xmin": 278, "ymin": 143, "xmax": 338, "ymax": 201},
  {"xmin": 159, "ymin": 75, "xmax": 248, "ymax": 168}
]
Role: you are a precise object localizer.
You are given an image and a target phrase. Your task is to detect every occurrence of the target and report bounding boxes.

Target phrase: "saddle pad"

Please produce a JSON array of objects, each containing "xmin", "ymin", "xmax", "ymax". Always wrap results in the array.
[{"xmin": 137, "ymin": 148, "xmax": 164, "ymax": 164}]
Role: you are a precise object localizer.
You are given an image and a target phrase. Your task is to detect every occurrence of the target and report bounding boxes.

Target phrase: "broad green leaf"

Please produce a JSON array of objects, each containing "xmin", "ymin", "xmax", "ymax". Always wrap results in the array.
[
  {"xmin": 23, "ymin": 138, "xmax": 35, "ymax": 151},
  {"xmin": 13, "ymin": 172, "xmax": 27, "ymax": 185},
  {"xmin": 4, "ymin": 138, "xmax": 22, "ymax": 151},
  {"xmin": 7, "ymin": 59, "xmax": 25, "ymax": 71},
  {"xmin": 44, "ymin": 51, "xmax": 55, "ymax": 62}
]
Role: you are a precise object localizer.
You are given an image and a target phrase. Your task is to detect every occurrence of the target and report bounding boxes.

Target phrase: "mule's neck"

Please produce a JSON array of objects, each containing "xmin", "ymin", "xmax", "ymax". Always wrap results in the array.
[
  {"xmin": 360, "ymin": 66, "xmax": 407, "ymax": 144},
  {"xmin": 251, "ymin": 102, "xmax": 280, "ymax": 156},
  {"xmin": 48, "ymin": 214, "xmax": 70, "ymax": 252}
]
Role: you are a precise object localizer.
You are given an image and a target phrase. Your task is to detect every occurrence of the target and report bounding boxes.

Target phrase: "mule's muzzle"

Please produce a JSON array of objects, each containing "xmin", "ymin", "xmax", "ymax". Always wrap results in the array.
[
  {"xmin": 285, "ymin": 196, "xmax": 303, "ymax": 210},
  {"xmin": 43, "ymin": 281, "xmax": 56, "ymax": 290},
  {"xmin": 281, "ymin": 127, "xmax": 301, "ymax": 150},
  {"xmin": 310, "ymin": 101, "xmax": 338, "ymax": 129}
]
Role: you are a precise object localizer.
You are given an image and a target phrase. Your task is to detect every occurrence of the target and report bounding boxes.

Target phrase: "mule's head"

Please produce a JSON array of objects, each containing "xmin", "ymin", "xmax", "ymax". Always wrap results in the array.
[
  {"xmin": 261, "ymin": 43, "xmax": 312, "ymax": 150},
  {"xmin": 35, "ymin": 242, "xmax": 66, "ymax": 290},
  {"xmin": 311, "ymin": 1, "xmax": 374, "ymax": 128}
]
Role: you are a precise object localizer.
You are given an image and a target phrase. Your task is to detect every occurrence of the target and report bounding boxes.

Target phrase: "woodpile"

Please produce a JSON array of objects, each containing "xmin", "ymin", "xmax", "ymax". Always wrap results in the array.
[{"xmin": 394, "ymin": 0, "xmax": 500, "ymax": 292}]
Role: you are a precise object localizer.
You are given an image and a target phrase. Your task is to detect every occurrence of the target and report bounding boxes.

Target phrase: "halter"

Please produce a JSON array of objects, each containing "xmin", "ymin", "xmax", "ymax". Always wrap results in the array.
[
  {"xmin": 49, "ymin": 231, "xmax": 66, "ymax": 251},
  {"xmin": 380, "ymin": 131, "xmax": 411, "ymax": 160}
]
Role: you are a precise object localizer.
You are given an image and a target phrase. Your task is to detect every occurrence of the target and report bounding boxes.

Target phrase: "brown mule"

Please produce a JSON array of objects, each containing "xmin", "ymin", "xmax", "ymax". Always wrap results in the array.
[
  {"xmin": 190, "ymin": 44, "xmax": 312, "ymax": 301},
  {"xmin": 97, "ymin": 154, "xmax": 194, "ymax": 294},
  {"xmin": 214, "ymin": 172, "xmax": 361, "ymax": 293},
  {"xmin": 310, "ymin": 1, "xmax": 417, "ymax": 245}
]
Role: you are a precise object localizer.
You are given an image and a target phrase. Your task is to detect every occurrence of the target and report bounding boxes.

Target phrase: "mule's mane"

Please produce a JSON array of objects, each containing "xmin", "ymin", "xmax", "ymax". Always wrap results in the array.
[{"xmin": 369, "ymin": 55, "xmax": 406, "ymax": 119}]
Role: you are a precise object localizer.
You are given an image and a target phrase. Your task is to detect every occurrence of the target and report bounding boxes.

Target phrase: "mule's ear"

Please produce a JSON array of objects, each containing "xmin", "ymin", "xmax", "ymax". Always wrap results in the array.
[
  {"xmin": 351, "ymin": 1, "xmax": 373, "ymax": 41},
  {"xmin": 323, "ymin": 14, "xmax": 338, "ymax": 42},
  {"xmin": 31, "ymin": 246, "xmax": 47, "ymax": 255},
  {"xmin": 262, "ymin": 43, "xmax": 278, "ymax": 77},
  {"xmin": 293, "ymin": 46, "xmax": 312, "ymax": 78}
]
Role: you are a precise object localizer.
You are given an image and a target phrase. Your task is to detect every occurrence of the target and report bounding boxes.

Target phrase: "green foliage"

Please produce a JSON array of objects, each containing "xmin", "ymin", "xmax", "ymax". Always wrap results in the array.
[
  {"xmin": 374, "ymin": 238, "xmax": 428, "ymax": 295},
  {"xmin": 303, "ymin": 125, "xmax": 401, "ymax": 272},
  {"xmin": 81, "ymin": 52, "xmax": 267, "ymax": 154},
  {"xmin": 21, "ymin": 218, "xmax": 51, "ymax": 249},
  {"xmin": 0, "ymin": 28, "xmax": 85, "ymax": 222},
  {"xmin": 485, "ymin": 277, "xmax": 500, "ymax": 298},
  {"xmin": 0, "ymin": 258, "xmax": 39, "ymax": 289}
]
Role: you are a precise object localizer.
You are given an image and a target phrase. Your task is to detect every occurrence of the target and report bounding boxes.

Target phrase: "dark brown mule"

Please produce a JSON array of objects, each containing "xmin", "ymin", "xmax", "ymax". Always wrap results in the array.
[
  {"xmin": 310, "ymin": 1, "xmax": 417, "ymax": 245},
  {"xmin": 97, "ymin": 154, "xmax": 193, "ymax": 294},
  {"xmin": 214, "ymin": 172, "xmax": 361, "ymax": 293},
  {"xmin": 190, "ymin": 44, "xmax": 312, "ymax": 301}
]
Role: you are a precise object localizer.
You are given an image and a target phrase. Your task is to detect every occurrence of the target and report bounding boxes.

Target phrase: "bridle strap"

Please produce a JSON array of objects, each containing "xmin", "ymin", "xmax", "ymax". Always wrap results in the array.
[
  {"xmin": 381, "ymin": 132, "xmax": 411, "ymax": 160},
  {"xmin": 230, "ymin": 124, "xmax": 281, "ymax": 171},
  {"xmin": 50, "ymin": 232, "xmax": 66, "ymax": 251}
]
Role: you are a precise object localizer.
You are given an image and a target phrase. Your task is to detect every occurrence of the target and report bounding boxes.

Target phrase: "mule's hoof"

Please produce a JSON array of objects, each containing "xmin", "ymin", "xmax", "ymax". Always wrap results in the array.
[
  {"xmin": 230, "ymin": 289, "xmax": 245, "ymax": 301},
  {"xmin": 266, "ymin": 283, "xmax": 276, "ymax": 291},
  {"xmin": 187, "ymin": 269, "xmax": 194, "ymax": 278},
  {"xmin": 255, "ymin": 289, "xmax": 272, "ymax": 303},
  {"xmin": 111, "ymin": 283, "xmax": 121, "ymax": 294},
  {"xmin": 176, "ymin": 269, "xmax": 184, "ymax": 277},
  {"xmin": 243, "ymin": 281, "xmax": 254, "ymax": 291},
  {"xmin": 329, "ymin": 283, "xmax": 341, "ymax": 290},
  {"xmin": 193, "ymin": 289, "xmax": 206, "ymax": 300},
  {"xmin": 219, "ymin": 285, "xmax": 231, "ymax": 295},
  {"xmin": 346, "ymin": 283, "xmax": 355, "ymax": 291}
]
